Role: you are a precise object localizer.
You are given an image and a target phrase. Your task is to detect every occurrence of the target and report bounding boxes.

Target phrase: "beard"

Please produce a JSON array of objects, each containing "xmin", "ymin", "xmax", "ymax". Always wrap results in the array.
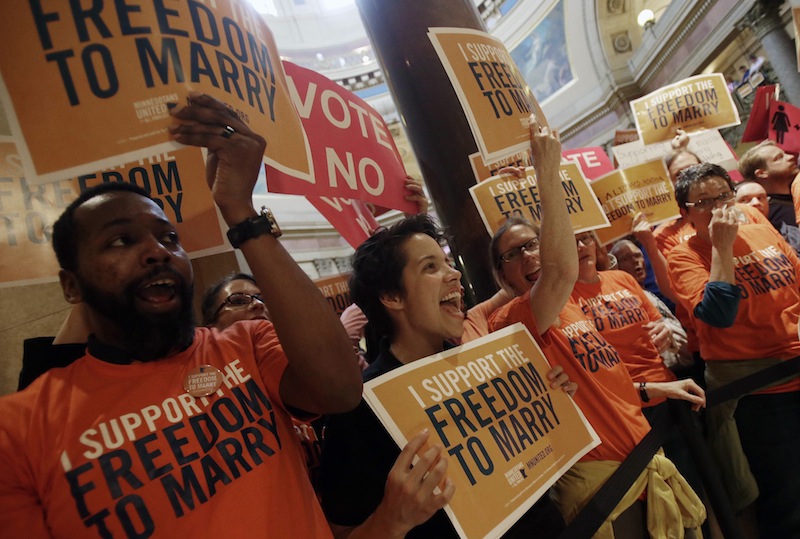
[{"xmin": 80, "ymin": 267, "xmax": 196, "ymax": 362}]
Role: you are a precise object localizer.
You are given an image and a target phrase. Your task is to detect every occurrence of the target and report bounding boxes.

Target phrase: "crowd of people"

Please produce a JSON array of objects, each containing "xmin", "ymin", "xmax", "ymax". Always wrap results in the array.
[{"xmin": 1, "ymin": 81, "xmax": 799, "ymax": 539}]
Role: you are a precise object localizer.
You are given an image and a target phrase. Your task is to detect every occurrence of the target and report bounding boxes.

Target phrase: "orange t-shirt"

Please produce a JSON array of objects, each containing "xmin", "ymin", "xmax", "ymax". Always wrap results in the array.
[
  {"xmin": 792, "ymin": 175, "xmax": 800, "ymax": 226},
  {"xmin": 668, "ymin": 224, "xmax": 800, "ymax": 393},
  {"xmin": 0, "ymin": 321, "xmax": 333, "ymax": 539},
  {"xmin": 489, "ymin": 296, "xmax": 651, "ymax": 463},
  {"xmin": 572, "ymin": 271, "xmax": 676, "ymax": 406},
  {"xmin": 462, "ymin": 297, "xmax": 498, "ymax": 343},
  {"xmin": 654, "ymin": 204, "xmax": 770, "ymax": 353}
]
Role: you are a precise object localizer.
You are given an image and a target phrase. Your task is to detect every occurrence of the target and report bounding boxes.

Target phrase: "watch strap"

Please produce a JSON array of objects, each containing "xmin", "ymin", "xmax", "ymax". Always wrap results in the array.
[{"xmin": 226, "ymin": 207, "xmax": 282, "ymax": 249}]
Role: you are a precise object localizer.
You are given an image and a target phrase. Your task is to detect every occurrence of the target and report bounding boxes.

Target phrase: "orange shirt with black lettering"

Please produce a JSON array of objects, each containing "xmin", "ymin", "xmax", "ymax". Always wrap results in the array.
[
  {"xmin": 0, "ymin": 321, "xmax": 333, "ymax": 539},
  {"xmin": 654, "ymin": 204, "xmax": 770, "ymax": 353},
  {"xmin": 572, "ymin": 271, "xmax": 676, "ymax": 406},
  {"xmin": 668, "ymin": 224, "xmax": 800, "ymax": 394},
  {"xmin": 490, "ymin": 297, "xmax": 651, "ymax": 463}
]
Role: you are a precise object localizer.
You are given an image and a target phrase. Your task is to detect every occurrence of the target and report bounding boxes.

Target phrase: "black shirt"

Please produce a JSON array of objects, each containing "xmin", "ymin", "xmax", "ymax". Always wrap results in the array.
[{"xmin": 318, "ymin": 339, "xmax": 564, "ymax": 538}]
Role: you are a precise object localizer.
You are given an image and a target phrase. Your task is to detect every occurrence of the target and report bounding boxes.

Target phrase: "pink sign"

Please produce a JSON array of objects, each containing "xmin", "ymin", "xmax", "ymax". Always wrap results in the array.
[
  {"xmin": 307, "ymin": 196, "xmax": 380, "ymax": 249},
  {"xmin": 561, "ymin": 147, "xmax": 614, "ymax": 180},
  {"xmin": 267, "ymin": 62, "xmax": 414, "ymax": 213},
  {"xmin": 768, "ymin": 100, "xmax": 800, "ymax": 155}
]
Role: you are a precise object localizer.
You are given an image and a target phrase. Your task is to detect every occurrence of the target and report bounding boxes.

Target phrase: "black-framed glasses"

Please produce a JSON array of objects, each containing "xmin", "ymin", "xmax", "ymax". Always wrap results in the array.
[
  {"xmin": 213, "ymin": 293, "xmax": 264, "ymax": 319},
  {"xmin": 685, "ymin": 191, "xmax": 735, "ymax": 211},
  {"xmin": 500, "ymin": 238, "xmax": 540, "ymax": 263}
]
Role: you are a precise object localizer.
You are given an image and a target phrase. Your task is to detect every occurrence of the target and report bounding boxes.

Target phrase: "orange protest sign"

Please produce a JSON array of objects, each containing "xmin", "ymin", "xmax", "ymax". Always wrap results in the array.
[
  {"xmin": 0, "ymin": 1, "xmax": 310, "ymax": 185},
  {"xmin": 630, "ymin": 74, "xmax": 740, "ymax": 145},
  {"xmin": 613, "ymin": 129, "xmax": 639, "ymax": 146},
  {"xmin": 314, "ymin": 273, "xmax": 352, "ymax": 316},
  {"xmin": 364, "ymin": 323, "xmax": 599, "ymax": 539},
  {"xmin": 591, "ymin": 159, "xmax": 679, "ymax": 245},
  {"xmin": 0, "ymin": 140, "xmax": 225, "ymax": 287},
  {"xmin": 469, "ymin": 163, "xmax": 609, "ymax": 235},
  {"xmin": 428, "ymin": 28, "xmax": 547, "ymax": 163},
  {"xmin": 468, "ymin": 151, "xmax": 529, "ymax": 184}
]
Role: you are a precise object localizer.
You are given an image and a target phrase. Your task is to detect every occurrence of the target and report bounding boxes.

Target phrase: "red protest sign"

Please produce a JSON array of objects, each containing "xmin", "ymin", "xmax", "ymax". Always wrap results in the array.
[
  {"xmin": 768, "ymin": 100, "xmax": 800, "ymax": 154},
  {"xmin": 561, "ymin": 147, "xmax": 614, "ymax": 180},
  {"xmin": 742, "ymin": 85, "xmax": 779, "ymax": 143},
  {"xmin": 268, "ymin": 62, "xmax": 413, "ymax": 213},
  {"xmin": 306, "ymin": 196, "xmax": 379, "ymax": 249}
]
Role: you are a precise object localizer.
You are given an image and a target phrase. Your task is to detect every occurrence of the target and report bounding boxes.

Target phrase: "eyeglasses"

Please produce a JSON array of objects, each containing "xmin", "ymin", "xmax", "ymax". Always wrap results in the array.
[
  {"xmin": 213, "ymin": 292, "xmax": 264, "ymax": 319},
  {"xmin": 500, "ymin": 237, "xmax": 540, "ymax": 263},
  {"xmin": 685, "ymin": 191, "xmax": 735, "ymax": 211},
  {"xmin": 575, "ymin": 234, "xmax": 595, "ymax": 245}
]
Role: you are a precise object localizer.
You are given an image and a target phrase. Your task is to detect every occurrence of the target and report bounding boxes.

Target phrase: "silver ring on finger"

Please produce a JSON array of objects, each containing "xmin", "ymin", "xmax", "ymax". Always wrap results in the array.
[{"xmin": 221, "ymin": 125, "xmax": 235, "ymax": 139}]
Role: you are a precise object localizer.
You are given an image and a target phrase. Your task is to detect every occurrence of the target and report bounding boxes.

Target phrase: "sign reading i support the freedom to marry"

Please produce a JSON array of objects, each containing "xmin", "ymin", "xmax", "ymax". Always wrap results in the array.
[
  {"xmin": 0, "ymin": 0, "xmax": 310, "ymax": 185},
  {"xmin": 364, "ymin": 323, "xmax": 599, "ymax": 539},
  {"xmin": 0, "ymin": 138, "xmax": 225, "ymax": 287},
  {"xmin": 269, "ymin": 62, "xmax": 414, "ymax": 213},
  {"xmin": 591, "ymin": 158, "xmax": 680, "ymax": 244},
  {"xmin": 630, "ymin": 74, "xmax": 740, "ymax": 145},
  {"xmin": 428, "ymin": 27, "xmax": 547, "ymax": 164},
  {"xmin": 469, "ymin": 163, "xmax": 610, "ymax": 236}
]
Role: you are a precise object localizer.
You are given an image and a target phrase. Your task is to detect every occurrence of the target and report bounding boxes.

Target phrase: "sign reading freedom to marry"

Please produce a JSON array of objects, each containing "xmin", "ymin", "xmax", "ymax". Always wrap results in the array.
[
  {"xmin": 428, "ymin": 28, "xmax": 547, "ymax": 164},
  {"xmin": 469, "ymin": 163, "xmax": 610, "ymax": 236},
  {"xmin": 0, "ymin": 0, "xmax": 310, "ymax": 185},
  {"xmin": 0, "ymin": 139, "xmax": 225, "ymax": 287},
  {"xmin": 591, "ymin": 159, "xmax": 680, "ymax": 244},
  {"xmin": 630, "ymin": 74, "xmax": 740, "ymax": 145},
  {"xmin": 364, "ymin": 324, "xmax": 599, "ymax": 539}
]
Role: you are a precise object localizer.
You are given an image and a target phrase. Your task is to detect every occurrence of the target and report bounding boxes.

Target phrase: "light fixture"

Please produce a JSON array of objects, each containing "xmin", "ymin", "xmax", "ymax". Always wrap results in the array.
[{"xmin": 637, "ymin": 8, "xmax": 655, "ymax": 29}]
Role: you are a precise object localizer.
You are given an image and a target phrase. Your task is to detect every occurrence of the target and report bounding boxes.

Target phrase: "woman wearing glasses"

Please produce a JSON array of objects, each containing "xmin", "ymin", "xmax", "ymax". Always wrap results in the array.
[
  {"xmin": 199, "ymin": 272, "xmax": 329, "ymax": 489},
  {"xmin": 667, "ymin": 163, "xmax": 800, "ymax": 538},
  {"xmin": 488, "ymin": 212, "xmax": 706, "ymax": 536},
  {"xmin": 201, "ymin": 272, "xmax": 270, "ymax": 327}
]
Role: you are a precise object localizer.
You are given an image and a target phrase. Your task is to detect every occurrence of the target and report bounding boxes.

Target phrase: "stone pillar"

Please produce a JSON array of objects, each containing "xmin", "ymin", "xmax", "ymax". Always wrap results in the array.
[
  {"xmin": 738, "ymin": 0, "xmax": 800, "ymax": 105},
  {"xmin": 356, "ymin": 0, "xmax": 496, "ymax": 304}
]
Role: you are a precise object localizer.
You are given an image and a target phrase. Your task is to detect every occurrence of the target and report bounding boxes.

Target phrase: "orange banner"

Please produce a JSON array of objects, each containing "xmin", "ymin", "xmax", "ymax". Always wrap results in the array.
[
  {"xmin": 314, "ymin": 273, "xmax": 352, "ymax": 316},
  {"xmin": 0, "ymin": 139, "xmax": 224, "ymax": 287},
  {"xmin": 630, "ymin": 74, "xmax": 740, "ymax": 145},
  {"xmin": 469, "ymin": 163, "xmax": 609, "ymax": 236},
  {"xmin": 0, "ymin": 0, "xmax": 310, "ymax": 185},
  {"xmin": 428, "ymin": 28, "xmax": 547, "ymax": 164},
  {"xmin": 591, "ymin": 159, "xmax": 679, "ymax": 245},
  {"xmin": 364, "ymin": 324, "xmax": 599, "ymax": 539}
]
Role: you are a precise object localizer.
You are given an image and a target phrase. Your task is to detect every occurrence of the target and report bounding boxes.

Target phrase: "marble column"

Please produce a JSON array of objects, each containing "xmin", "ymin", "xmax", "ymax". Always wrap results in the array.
[
  {"xmin": 356, "ymin": 0, "xmax": 497, "ymax": 304},
  {"xmin": 738, "ymin": 0, "xmax": 800, "ymax": 105}
]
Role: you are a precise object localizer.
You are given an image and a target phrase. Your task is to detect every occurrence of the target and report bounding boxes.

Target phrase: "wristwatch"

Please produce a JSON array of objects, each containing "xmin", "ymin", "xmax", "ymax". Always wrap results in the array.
[
  {"xmin": 639, "ymin": 382, "xmax": 650, "ymax": 403},
  {"xmin": 227, "ymin": 206, "xmax": 282, "ymax": 249}
]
